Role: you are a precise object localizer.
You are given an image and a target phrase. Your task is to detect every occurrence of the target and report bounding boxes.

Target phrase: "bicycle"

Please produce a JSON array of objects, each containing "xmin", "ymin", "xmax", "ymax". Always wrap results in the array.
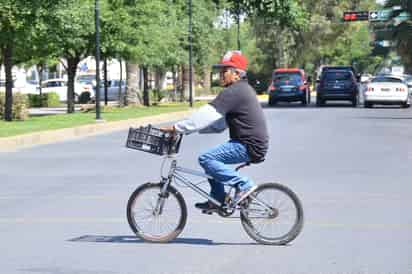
[{"xmin": 125, "ymin": 125, "xmax": 304, "ymax": 245}]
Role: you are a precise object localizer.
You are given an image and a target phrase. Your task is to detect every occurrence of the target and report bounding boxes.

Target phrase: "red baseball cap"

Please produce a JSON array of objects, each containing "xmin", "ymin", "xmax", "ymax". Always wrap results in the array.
[{"xmin": 213, "ymin": 51, "xmax": 248, "ymax": 71}]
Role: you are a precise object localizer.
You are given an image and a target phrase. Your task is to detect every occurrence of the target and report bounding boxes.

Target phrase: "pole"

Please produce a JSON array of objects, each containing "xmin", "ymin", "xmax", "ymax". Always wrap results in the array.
[
  {"xmin": 237, "ymin": 1, "xmax": 240, "ymax": 50},
  {"xmin": 188, "ymin": 0, "xmax": 193, "ymax": 107},
  {"xmin": 95, "ymin": 0, "xmax": 102, "ymax": 120},
  {"xmin": 104, "ymin": 57, "xmax": 108, "ymax": 106}
]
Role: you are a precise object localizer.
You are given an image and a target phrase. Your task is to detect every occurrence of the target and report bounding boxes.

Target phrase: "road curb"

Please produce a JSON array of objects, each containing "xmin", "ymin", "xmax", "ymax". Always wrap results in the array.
[{"xmin": 0, "ymin": 110, "xmax": 192, "ymax": 152}]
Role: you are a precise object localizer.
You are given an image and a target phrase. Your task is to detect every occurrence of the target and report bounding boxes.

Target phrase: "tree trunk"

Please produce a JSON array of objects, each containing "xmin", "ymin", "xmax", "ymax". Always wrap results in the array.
[
  {"xmin": 172, "ymin": 66, "xmax": 177, "ymax": 101},
  {"xmin": 37, "ymin": 64, "xmax": 44, "ymax": 95},
  {"xmin": 118, "ymin": 58, "xmax": 123, "ymax": 107},
  {"xmin": 125, "ymin": 62, "xmax": 142, "ymax": 105},
  {"xmin": 3, "ymin": 44, "xmax": 13, "ymax": 121},
  {"xmin": 203, "ymin": 66, "xmax": 211, "ymax": 95},
  {"xmin": 142, "ymin": 66, "xmax": 150, "ymax": 106},
  {"xmin": 66, "ymin": 56, "xmax": 80, "ymax": 113},
  {"xmin": 182, "ymin": 64, "xmax": 190, "ymax": 101},
  {"xmin": 177, "ymin": 65, "xmax": 184, "ymax": 102},
  {"xmin": 154, "ymin": 67, "xmax": 166, "ymax": 91}
]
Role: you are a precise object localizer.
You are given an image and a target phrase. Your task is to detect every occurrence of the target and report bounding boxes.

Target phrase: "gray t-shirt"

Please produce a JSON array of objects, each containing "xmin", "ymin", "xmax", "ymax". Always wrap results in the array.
[{"xmin": 210, "ymin": 80, "xmax": 269, "ymax": 162}]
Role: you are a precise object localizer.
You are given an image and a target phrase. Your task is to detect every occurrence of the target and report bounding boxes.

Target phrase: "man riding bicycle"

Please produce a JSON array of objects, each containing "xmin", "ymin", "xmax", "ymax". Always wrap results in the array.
[{"xmin": 161, "ymin": 51, "xmax": 268, "ymax": 212}]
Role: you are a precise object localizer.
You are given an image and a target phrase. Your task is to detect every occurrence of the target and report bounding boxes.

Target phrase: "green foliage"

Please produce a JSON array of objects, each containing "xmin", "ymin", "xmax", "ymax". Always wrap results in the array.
[
  {"xmin": 211, "ymin": 86, "xmax": 224, "ymax": 95},
  {"xmin": 44, "ymin": 92, "xmax": 60, "ymax": 107},
  {"xmin": 150, "ymin": 89, "xmax": 165, "ymax": 104},
  {"xmin": 27, "ymin": 93, "xmax": 60, "ymax": 107},
  {"xmin": 381, "ymin": 0, "xmax": 412, "ymax": 73},
  {"xmin": 0, "ymin": 92, "xmax": 29, "ymax": 120}
]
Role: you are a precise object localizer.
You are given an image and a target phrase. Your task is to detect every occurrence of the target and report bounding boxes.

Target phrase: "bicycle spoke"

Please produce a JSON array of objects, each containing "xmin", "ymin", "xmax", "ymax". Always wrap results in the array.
[
  {"xmin": 129, "ymin": 186, "xmax": 184, "ymax": 240},
  {"xmin": 244, "ymin": 186, "xmax": 299, "ymax": 240}
]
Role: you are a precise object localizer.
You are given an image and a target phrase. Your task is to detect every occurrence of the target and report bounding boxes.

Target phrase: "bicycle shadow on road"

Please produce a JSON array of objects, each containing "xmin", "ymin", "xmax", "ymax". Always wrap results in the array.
[{"xmin": 68, "ymin": 235, "xmax": 264, "ymax": 246}]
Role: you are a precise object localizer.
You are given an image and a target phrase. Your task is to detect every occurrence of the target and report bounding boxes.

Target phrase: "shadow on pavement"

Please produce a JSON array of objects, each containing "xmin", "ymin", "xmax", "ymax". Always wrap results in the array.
[
  {"xmin": 68, "ymin": 235, "xmax": 264, "ymax": 246},
  {"xmin": 356, "ymin": 116, "xmax": 412, "ymax": 120}
]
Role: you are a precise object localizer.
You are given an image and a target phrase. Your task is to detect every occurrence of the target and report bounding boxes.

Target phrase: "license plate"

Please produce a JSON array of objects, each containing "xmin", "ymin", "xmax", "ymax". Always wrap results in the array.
[
  {"xmin": 381, "ymin": 88, "xmax": 390, "ymax": 92},
  {"xmin": 333, "ymin": 85, "xmax": 342, "ymax": 89}
]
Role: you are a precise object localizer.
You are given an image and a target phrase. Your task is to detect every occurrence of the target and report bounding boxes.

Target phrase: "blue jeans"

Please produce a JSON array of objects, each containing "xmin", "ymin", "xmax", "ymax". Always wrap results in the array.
[{"xmin": 198, "ymin": 140, "xmax": 255, "ymax": 204}]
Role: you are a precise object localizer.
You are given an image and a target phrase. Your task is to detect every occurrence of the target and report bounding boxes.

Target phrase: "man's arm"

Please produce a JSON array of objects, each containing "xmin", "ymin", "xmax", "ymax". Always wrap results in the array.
[{"xmin": 173, "ymin": 104, "xmax": 224, "ymax": 134}]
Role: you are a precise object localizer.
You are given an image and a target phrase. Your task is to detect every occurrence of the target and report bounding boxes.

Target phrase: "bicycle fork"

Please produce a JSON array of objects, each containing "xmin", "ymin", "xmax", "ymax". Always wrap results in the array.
[{"xmin": 153, "ymin": 177, "xmax": 171, "ymax": 216}]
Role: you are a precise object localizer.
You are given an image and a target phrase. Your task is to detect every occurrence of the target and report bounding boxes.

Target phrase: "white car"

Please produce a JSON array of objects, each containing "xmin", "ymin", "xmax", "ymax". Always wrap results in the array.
[
  {"xmin": 404, "ymin": 75, "xmax": 412, "ymax": 95},
  {"xmin": 40, "ymin": 79, "xmax": 93, "ymax": 102},
  {"xmin": 364, "ymin": 75, "xmax": 410, "ymax": 108}
]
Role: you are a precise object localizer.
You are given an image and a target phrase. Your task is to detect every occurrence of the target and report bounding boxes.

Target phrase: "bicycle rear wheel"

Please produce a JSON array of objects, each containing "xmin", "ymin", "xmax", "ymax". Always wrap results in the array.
[
  {"xmin": 127, "ymin": 182, "xmax": 187, "ymax": 243},
  {"xmin": 240, "ymin": 182, "xmax": 304, "ymax": 245}
]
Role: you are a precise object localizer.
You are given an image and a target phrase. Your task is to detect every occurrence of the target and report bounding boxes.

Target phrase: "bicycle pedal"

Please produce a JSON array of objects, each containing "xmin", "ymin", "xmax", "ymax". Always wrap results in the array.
[{"xmin": 201, "ymin": 209, "xmax": 214, "ymax": 215}]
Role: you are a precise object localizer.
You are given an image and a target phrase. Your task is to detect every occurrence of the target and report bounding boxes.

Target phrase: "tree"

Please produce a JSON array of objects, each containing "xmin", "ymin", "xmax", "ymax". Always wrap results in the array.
[
  {"xmin": 0, "ymin": 0, "xmax": 60, "ymax": 121},
  {"xmin": 383, "ymin": 0, "xmax": 412, "ymax": 73},
  {"xmin": 51, "ymin": 0, "xmax": 95, "ymax": 113}
]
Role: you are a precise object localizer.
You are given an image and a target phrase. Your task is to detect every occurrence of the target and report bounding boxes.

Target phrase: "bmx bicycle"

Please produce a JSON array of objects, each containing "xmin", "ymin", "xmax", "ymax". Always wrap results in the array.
[{"xmin": 125, "ymin": 125, "xmax": 304, "ymax": 245}]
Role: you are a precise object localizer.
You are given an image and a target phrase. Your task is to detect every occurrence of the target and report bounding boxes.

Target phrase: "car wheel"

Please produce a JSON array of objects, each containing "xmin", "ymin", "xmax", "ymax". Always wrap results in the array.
[
  {"xmin": 401, "ymin": 102, "xmax": 410, "ymax": 108},
  {"xmin": 316, "ymin": 97, "xmax": 324, "ymax": 107},
  {"xmin": 268, "ymin": 98, "xmax": 277, "ymax": 106},
  {"xmin": 364, "ymin": 101, "xmax": 373, "ymax": 108},
  {"xmin": 301, "ymin": 97, "xmax": 307, "ymax": 106},
  {"xmin": 351, "ymin": 97, "xmax": 358, "ymax": 107}
]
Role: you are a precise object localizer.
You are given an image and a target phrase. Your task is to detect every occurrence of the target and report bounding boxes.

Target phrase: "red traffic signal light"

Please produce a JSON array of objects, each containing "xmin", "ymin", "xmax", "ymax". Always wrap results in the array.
[{"xmin": 343, "ymin": 11, "xmax": 369, "ymax": 21}]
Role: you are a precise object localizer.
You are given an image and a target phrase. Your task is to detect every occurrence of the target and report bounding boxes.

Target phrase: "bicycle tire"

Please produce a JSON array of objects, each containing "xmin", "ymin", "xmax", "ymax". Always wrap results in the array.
[
  {"xmin": 240, "ymin": 182, "xmax": 304, "ymax": 245},
  {"xmin": 127, "ymin": 182, "xmax": 187, "ymax": 243}
]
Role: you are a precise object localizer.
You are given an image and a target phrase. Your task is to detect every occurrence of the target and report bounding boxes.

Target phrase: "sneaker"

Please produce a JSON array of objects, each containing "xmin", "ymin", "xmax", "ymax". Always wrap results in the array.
[
  {"xmin": 195, "ymin": 201, "xmax": 218, "ymax": 211},
  {"xmin": 234, "ymin": 185, "xmax": 258, "ymax": 204}
]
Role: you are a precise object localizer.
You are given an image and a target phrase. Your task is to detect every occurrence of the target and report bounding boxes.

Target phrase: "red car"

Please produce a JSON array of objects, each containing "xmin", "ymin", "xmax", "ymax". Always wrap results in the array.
[{"xmin": 268, "ymin": 68, "xmax": 311, "ymax": 106}]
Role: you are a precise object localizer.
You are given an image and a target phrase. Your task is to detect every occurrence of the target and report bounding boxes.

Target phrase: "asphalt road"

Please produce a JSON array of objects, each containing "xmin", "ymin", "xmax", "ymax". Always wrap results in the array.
[{"xmin": 1, "ymin": 102, "xmax": 412, "ymax": 274}]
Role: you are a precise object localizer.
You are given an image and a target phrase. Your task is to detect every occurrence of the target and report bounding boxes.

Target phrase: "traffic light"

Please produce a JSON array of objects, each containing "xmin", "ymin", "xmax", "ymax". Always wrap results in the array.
[{"xmin": 343, "ymin": 11, "xmax": 369, "ymax": 21}]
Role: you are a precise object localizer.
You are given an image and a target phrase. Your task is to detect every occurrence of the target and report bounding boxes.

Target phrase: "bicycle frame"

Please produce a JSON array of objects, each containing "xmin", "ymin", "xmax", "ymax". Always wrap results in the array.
[
  {"xmin": 161, "ymin": 157, "xmax": 224, "ymax": 207},
  {"xmin": 160, "ymin": 156, "xmax": 274, "ymax": 213}
]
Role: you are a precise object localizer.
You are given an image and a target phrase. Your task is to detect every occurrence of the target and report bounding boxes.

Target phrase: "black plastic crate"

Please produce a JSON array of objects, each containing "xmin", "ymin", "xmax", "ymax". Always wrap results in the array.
[{"xmin": 126, "ymin": 125, "xmax": 182, "ymax": 155}]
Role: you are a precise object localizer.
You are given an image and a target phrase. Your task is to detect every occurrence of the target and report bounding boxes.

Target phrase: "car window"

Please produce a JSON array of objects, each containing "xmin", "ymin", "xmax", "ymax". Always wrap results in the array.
[
  {"xmin": 371, "ymin": 77, "xmax": 403, "ymax": 83},
  {"xmin": 77, "ymin": 76, "xmax": 95, "ymax": 85},
  {"xmin": 324, "ymin": 71, "xmax": 352, "ymax": 81},
  {"xmin": 273, "ymin": 73, "xmax": 302, "ymax": 85}
]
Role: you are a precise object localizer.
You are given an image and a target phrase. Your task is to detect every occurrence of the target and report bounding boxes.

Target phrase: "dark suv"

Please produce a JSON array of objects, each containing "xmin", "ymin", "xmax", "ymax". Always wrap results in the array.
[
  {"xmin": 268, "ymin": 68, "xmax": 311, "ymax": 106},
  {"xmin": 316, "ymin": 69, "xmax": 359, "ymax": 107}
]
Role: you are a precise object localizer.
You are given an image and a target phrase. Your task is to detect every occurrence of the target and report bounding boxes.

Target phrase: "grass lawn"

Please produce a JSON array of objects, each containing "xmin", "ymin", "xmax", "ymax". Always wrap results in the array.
[{"xmin": 0, "ymin": 102, "xmax": 204, "ymax": 138}]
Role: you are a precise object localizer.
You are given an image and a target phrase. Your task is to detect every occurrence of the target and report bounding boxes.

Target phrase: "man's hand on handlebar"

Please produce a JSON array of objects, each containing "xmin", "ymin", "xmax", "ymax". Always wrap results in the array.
[{"xmin": 160, "ymin": 125, "xmax": 176, "ymax": 133}]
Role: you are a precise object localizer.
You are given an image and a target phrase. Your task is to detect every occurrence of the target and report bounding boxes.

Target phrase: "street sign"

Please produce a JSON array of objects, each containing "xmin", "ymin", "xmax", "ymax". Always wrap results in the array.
[
  {"xmin": 343, "ymin": 11, "xmax": 369, "ymax": 21},
  {"xmin": 370, "ymin": 40, "xmax": 393, "ymax": 47},
  {"xmin": 369, "ymin": 9, "xmax": 392, "ymax": 21}
]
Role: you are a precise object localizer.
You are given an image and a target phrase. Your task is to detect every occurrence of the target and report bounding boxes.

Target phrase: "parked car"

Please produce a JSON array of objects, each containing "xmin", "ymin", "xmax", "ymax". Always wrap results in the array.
[
  {"xmin": 92, "ymin": 80, "xmax": 126, "ymax": 101},
  {"xmin": 267, "ymin": 68, "xmax": 311, "ymax": 106},
  {"xmin": 316, "ymin": 68, "xmax": 359, "ymax": 107},
  {"xmin": 363, "ymin": 75, "xmax": 410, "ymax": 108},
  {"xmin": 403, "ymin": 74, "xmax": 412, "ymax": 95},
  {"xmin": 40, "ymin": 79, "xmax": 93, "ymax": 102}
]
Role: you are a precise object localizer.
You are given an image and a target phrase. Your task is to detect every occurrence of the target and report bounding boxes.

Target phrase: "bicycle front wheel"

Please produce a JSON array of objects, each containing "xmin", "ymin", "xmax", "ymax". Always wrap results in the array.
[
  {"xmin": 127, "ymin": 182, "xmax": 187, "ymax": 243},
  {"xmin": 240, "ymin": 182, "xmax": 304, "ymax": 245}
]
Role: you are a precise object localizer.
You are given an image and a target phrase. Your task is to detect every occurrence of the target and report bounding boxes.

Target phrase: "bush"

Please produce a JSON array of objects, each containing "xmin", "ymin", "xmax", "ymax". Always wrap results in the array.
[
  {"xmin": 78, "ymin": 91, "xmax": 91, "ymax": 104},
  {"xmin": 150, "ymin": 89, "xmax": 166, "ymax": 103},
  {"xmin": 211, "ymin": 86, "xmax": 223, "ymax": 95},
  {"xmin": 28, "ymin": 94, "xmax": 43, "ymax": 107},
  {"xmin": 0, "ymin": 92, "xmax": 29, "ymax": 120},
  {"xmin": 45, "ymin": 92, "xmax": 60, "ymax": 107},
  {"xmin": 27, "ymin": 92, "xmax": 60, "ymax": 107}
]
